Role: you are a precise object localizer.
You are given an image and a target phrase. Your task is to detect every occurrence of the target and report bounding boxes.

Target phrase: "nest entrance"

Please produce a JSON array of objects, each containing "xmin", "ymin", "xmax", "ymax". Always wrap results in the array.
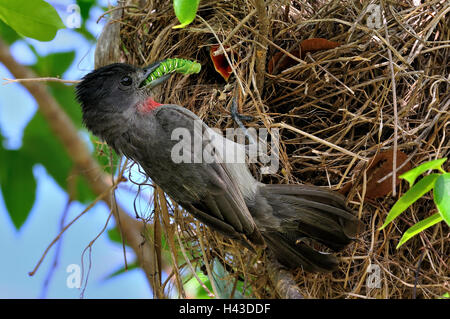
[{"xmin": 116, "ymin": 0, "xmax": 449, "ymax": 298}]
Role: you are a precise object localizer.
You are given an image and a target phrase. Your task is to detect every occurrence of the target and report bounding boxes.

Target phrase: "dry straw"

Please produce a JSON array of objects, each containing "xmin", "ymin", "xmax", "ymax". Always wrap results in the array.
[{"xmin": 116, "ymin": 0, "xmax": 449, "ymax": 298}]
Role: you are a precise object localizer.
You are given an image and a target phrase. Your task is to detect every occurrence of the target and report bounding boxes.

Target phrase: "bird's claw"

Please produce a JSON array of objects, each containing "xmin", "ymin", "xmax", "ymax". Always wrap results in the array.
[{"xmin": 230, "ymin": 97, "xmax": 254, "ymax": 122}]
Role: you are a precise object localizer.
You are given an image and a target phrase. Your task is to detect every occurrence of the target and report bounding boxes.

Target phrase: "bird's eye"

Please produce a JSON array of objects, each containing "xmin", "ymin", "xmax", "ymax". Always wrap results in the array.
[{"xmin": 120, "ymin": 76, "xmax": 132, "ymax": 86}]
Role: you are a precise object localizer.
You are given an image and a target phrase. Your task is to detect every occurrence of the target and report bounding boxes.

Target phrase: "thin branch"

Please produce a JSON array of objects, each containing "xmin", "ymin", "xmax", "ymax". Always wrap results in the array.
[
  {"xmin": 254, "ymin": 0, "xmax": 269, "ymax": 93},
  {"xmin": 175, "ymin": 229, "xmax": 215, "ymax": 298},
  {"xmin": 196, "ymin": 221, "xmax": 220, "ymax": 299},
  {"xmin": 39, "ymin": 198, "xmax": 72, "ymax": 298},
  {"xmin": 305, "ymin": 53, "xmax": 355, "ymax": 95},
  {"xmin": 267, "ymin": 258, "xmax": 304, "ymax": 299},
  {"xmin": 2, "ymin": 77, "xmax": 80, "ymax": 85},
  {"xmin": 382, "ymin": 1, "xmax": 399, "ymax": 197},
  {"xmin": 274, "ymin": 122, "xmax": 368, "ymax": 161},
  {"xmin": 376, "ymin": 97, "xmax": 450, "ymax": 184},
  {"xmin": 198, "ymin": 16, "xmax": 246, "ymax": 96},
  {"xmin": 28, "ymin": 184, "xmax": 114, "ymax": 277},
  {"xmin": 80, "ymin": 210, "xmax": 114, "ymax": 298},
  {"xmin": 221, "ymin": 8, "xmax": 257, "ymax": 48}
]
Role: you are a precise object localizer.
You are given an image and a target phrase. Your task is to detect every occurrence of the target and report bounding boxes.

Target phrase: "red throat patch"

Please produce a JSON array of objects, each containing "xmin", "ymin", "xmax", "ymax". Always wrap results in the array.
[{"xmin": 138, "ymin": 98, "xmax": 162, "ymax": 113}]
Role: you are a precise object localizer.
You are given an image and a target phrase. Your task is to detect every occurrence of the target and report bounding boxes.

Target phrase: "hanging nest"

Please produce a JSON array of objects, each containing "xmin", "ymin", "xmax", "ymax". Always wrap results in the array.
[{"xmin": 108, "ymin": 0, "xmax": 449, "ymax": 298}]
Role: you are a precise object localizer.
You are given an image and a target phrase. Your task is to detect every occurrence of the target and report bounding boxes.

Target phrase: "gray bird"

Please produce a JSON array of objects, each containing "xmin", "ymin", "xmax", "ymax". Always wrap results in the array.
[{"xmin": 76, "ymin": 62, "xmax": 361, "ymax": 272}]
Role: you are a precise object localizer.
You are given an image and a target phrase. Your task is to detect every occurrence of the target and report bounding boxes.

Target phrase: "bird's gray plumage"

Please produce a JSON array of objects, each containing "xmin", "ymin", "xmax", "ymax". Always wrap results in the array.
[{"xmin": 76, "ymin": 63, "xmax": 361, "ymax": 272}]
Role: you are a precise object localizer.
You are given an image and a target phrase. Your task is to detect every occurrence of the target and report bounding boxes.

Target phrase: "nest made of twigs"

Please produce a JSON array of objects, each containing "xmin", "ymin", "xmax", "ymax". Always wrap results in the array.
[{"xmin": 115, "ymin": 0, "xmax": 449, "ymax": 298}]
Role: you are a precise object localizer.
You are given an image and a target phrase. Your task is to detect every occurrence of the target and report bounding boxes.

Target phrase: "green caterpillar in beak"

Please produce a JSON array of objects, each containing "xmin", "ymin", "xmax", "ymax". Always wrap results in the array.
[{"xmin": 143, "ymin": 58, "xmax": 201, "ymax": 87}]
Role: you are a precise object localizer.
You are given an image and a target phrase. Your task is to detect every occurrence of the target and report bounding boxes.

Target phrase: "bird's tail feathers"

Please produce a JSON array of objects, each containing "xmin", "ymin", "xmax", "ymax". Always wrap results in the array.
[
  {"xmin": 263, "ymin": 232, "xmax": 339, "ymax": 272},
  {"xmin": 256, "ymin": 184, "xmax": 363, "ymax": 271}
]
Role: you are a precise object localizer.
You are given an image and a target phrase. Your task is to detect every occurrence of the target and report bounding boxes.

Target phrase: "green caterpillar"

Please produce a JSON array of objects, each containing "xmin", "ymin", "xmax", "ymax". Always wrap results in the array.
[{"xmin": 144, "ymin": 58, "xmax": 201, "ymax": 85}]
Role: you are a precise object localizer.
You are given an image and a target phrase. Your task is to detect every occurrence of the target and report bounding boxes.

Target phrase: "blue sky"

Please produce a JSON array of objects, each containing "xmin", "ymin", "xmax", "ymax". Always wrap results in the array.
[{"xmin": 0, "ymin": 0, "xmax": 154, "ymax": 298}]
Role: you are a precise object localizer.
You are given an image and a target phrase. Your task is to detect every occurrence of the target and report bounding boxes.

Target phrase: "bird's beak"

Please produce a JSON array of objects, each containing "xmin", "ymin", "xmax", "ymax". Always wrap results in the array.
[{"xmin": 140, "ymin": 61, "xmax": 171, "ymax": 89}]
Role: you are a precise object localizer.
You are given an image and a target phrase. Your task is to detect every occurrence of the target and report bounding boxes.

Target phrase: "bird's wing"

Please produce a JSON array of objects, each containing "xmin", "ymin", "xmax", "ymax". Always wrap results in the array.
[{"xmin": 152, "ymin": 104, "xmax": 264, "ymax": 246}]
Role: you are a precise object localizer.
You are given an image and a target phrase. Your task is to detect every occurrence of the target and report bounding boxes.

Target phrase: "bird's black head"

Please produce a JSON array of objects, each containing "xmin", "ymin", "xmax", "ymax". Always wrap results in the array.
[
  {"xmin": 76, "ymin": 63, "xmax": 155, "ymax": 114},
  {"xmin": 75, "ymin": 62, "xmax": 164, "ymax": 136}
]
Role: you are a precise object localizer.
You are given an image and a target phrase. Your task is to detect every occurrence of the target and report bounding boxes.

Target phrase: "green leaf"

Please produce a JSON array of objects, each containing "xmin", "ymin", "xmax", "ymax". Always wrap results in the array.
[
  {"xmin": 75, "ymin": 175, "xmax": 96, "ymax": 203},
  {"xmin": 396, "ymin": 213, "xmax": 443, "ymax": 248},
  {"xmin": 76, "ymin": 0, "xmax": 95, "ymax": 21},
  {"xmin": 32, "ymin": 51, "xmax": 76, "ymax": 77},
  {"xmin": 103, "ymin": 261, "xmax": 139, "ymax": 280},
  {"xmin": 23, "ymin": 50, "xmax": 95, "ymax": 202},
  {"xmin": 49, "ymin": 83, "xmax": 83, "ymax": 127},
  {"xmin": 400, "ymin": 158, "xmax": 447, "ymax": 187},
  {"xmin": 212, "ymin": 258, "xmax": 244, "ymax": 298},
  {"xmin": 73, "ymin": 0, "xmax": 96, "ymax": 42},
  {"xmin": 21, "ymin": 113, "xmax": 95, "ymax": 203},
  {"xmin": 434, "ymin": 173, "xmax": 450, "ymax": 226},
  {"xmin": 0, "ymin": 19, "xmax": 20, "ymax": 44},
  {"xmin": 194, "ymin": 272, "xmax": 213, "ymax": 299},
  {"xmin": 380, "ymin": 174, "xmax": 440, "ymax": 230},
  {"xmin": 173, "ymin": 0, "xmax": 200, "ymax": 29},
  {"xmin": 29, "ymin": 51, "xmax": 82, "ymax": 127},
  {"xmin": 107, "ymin": 227, "xmax": 127, "ymax": 245},
  {"xmin": 30, "ymin": 51, "xmax": 82, "ymax": 127},
  {"xmin": 0, "ymin": 0, "xmax": 65, "ymax": 41},
  {"xmin": 91, "ymin": 135, "xmax": 120, "ymax": 174},
  {"xmin": 0, "ymin": 149, "xmax": 37, "ymax": 229},
  {"xmin": 22, "ymin": 114, "xmax": 71, "ymax": 188}
]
